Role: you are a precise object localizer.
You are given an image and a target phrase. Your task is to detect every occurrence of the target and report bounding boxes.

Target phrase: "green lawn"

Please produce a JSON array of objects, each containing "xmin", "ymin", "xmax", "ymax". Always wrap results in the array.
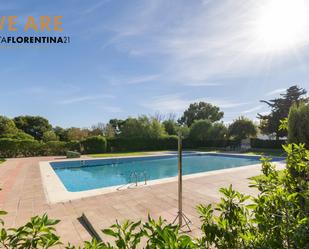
[
  {"xmin": 0, "ymin": 159, "xmax": 5, "ymax": 165},
  {"xmin": 88, "ymin": 151, "xmax": 168, "ymax": 158},
  {"xmin": 195, "ymin": 147, "xmax": 285, "ymax": 157},
  {"xmin": 89, "ymin": 148, "xmax": 286, "ymax": 158}
]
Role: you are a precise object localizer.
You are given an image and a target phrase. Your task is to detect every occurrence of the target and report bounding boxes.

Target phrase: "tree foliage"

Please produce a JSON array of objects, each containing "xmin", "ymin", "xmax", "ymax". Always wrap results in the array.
[
  {"xmin": 228, "ymin": 116, "xmax": 257, "ymax": 140},
  {"xmin": 162, "ymin": 119, "xmax": 178, "ymax": 136},
  {"xmin": 13, "ymin": 115, "xmax": 52, "ymax": 140},
  {"xmin": 42, "ymin": 130, "xmax": 59, "ymax": 142},
  {"xmin": 0, "ymin": 116, "xmax": 18, "ymax": 136},
  {"xmin": 207, "ymin": 122, "xmax": 228, "ymax": 140},
  {"xmin": 287, "ymin": 102, "xmax": 309, "ymax": 147},
  {"xmin": 179, "ymin": 102, "xmax": 224, "ymax": 127},
  {"xmin": 189, "ymin": 119, "xmax": 212, "ymax": 141},
  {"xmin": 119, "ymin": 116, "xmax": 166, "ymax": 139},
  {"xmin": 66, "ymin": 127, "xmax": 89, "ymax": 141},
  {"xmin": 258, "ymin": 85, "xmax": 308, "ymax": 139}
]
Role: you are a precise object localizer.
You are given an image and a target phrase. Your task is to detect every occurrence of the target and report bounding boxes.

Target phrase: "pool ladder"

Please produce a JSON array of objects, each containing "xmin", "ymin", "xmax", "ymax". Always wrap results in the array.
[{"xmin": 130, "ymin": 171, "xmax": 148, "ymax": 186}]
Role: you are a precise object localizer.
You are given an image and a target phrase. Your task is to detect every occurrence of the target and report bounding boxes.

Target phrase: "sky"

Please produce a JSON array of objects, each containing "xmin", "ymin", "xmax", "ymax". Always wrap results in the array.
[{"xmin": 1, "ymin": 0, "xmax": 309, "ymax": 128}]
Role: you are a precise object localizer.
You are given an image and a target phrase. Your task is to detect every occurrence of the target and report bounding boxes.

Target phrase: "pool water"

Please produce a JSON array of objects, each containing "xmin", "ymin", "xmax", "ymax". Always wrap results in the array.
[{"xmin": 51, "ymin": 154, "xmax": 270, "ymax": 192}]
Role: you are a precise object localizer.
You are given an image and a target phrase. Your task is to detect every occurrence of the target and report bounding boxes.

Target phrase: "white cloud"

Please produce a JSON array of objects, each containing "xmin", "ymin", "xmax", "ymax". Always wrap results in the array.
[
  {"xmin": 57, "ymin": 94, "xmax": 113, "ymax": 105},
  {"xmin": 266, "ymin": 88, "xmax": 286, "ymax": 96},
  {"xmin": 143, "ymin": 94, "xmax": 249, "ymax": 113},
  {"xmin": 110, "ymin": 74, "xmax": 160, "ymax": 85},
  {"xmin": 98, "ymin": 0, "xmax": 309, "ymax": 86},
  {"xmin": 242, "ymin": 105, "xmax": 263, "ymax": 114}
]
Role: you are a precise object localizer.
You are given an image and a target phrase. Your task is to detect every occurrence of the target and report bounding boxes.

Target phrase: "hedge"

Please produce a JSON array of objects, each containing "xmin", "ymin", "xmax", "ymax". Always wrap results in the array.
[
  {"xmin": 81, "ymin": 136, "xmax": 107, "ymax": 154},
  {"xmin": 0, "ymin": 139, "xmax": 78, "ymax": 158},
  {"xmin": 250, "ymin": 138, "xmax": 286, "ymax": 149},
  {"xmin": 107, "ymin": 136, "xmax": 178, "ymax": 152},
  {"xmin": 182, "ymin": 139, "xmax": 232, "ymax": 149},
  {"xmin": 0, "ymin": 138, "xmax": 41, "ymax": 157},
  {"xmin": 66, "ymin": 140, "xmax": 81, "ymax": 152},
  {"xmin": 106, "ymin": 137, "xmax": 236, "ymax": 152},
  {"xmin": 0, "ymin": 137, "xmax": 287, "ymax": 158}
]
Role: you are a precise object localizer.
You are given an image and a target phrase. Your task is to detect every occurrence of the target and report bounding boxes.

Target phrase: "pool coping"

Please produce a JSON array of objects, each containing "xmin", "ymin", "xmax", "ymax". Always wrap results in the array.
[{"xmin": 40, "ymin": 152, "xmax": 285, "ymax": 204}]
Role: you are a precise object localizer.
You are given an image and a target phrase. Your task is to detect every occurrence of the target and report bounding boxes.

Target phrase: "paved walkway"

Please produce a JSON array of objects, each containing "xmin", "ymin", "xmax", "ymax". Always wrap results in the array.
[{"xmin": 0, "ymin": 156, "xmax": 277, "ymax": 247}]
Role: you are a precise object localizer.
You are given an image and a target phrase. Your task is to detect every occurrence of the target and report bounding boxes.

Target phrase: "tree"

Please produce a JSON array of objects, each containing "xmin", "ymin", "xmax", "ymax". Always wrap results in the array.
[
  {"xmin": 0, "ymin": 116, "xmax": 18, "ymax": 135},
  {"xmin": 228, "ymin": 116, "xmax": 257, "ymax": 140},
  {"xmin": 109, "ymin": 119, "xmax": 125, "ymax": 135},
  {"xmin": 287, "ymin": 102, "xmax": 309, "ymax": 146},
  {"xmin": 119, "ymin": 116, "xmax": 166, "ymax": 139},
  {"xmin": 179, "ymin": 102, "xmax": 224, "ymax": 127},
  {"xmin": 53, "ymin": 126, "xmax": 67, "ymax": 141},
  {"xmin": 42, "ymin": 130, "xmax": 59, "ymax": 142},
  {"xmin": 13, "ymin": 116, "xmax": 52, "ymax": 140},
  {"xmin": 89, "ymin": 123, "xmax": 104, "ymax": 136},
  {"xmin": 162, "ymin": 119, "xmax": 178, "ymax": 135},
  {"xmin": 189, "ymin": 119, "xmax": 212, "ymax": 141},
  {"xmin": 66, "ymin": 127, "xmax": 89, "ymax": 141},
  {"xmin": 258, "ymin": 85, "xmax": 308, "ymax": 139},
  {"xmin": 208, "ymin": 122, "xmax": 228, "ymax": 140}
]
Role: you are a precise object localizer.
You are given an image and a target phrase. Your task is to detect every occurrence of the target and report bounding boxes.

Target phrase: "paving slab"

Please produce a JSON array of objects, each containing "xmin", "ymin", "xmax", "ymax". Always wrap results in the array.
[{"xmin": 0, "ymin": 156, "xmax": 284, "ymax": 248}]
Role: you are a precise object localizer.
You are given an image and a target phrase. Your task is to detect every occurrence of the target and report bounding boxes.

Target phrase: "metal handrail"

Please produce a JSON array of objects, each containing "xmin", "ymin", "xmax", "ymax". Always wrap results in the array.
[
  {"xmin": 141, "ymin": 171, "xmax": 147, "ymax": 185},
  {"xmin": 130, "ymin": 171, "xmax": 138, "ymax": 186}
]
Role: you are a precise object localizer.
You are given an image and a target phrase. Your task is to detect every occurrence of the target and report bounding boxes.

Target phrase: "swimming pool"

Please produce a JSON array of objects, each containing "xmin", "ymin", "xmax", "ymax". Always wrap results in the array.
[{"xmin": 50, "ymin": 153, "xmax": 282, "ymax": 192}]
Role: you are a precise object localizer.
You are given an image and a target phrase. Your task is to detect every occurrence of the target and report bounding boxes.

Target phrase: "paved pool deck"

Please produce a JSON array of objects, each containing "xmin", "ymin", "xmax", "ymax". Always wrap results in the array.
[{"xmin": 0, "ymin": 156, "xmax": 284, "ymax": 248}]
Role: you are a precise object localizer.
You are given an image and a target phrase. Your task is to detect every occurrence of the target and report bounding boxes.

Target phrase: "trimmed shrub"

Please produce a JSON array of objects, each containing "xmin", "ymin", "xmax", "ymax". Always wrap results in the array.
[
  {"xmin": 66, "ymin": 151, "xmax": 81, "ymax": 158},
  {"xmin": 0, "ymin": 138, "xmax": 43, "ymax": 158},
  {"xmin": 107, "ymin": 136, "xmax": 178, "ymax": 152},
  {"xmin": 43, "ymin": 141, "xmax": 67, "ymax": 156},
  {"xmin": 250, "ymin": 138, "xmax": 286, "ymax": 149},
  {"xmin": 288, "ymin": 103, "xmax": 309, "ymax": 147},
  {"xmin": 0, "ymin": 138, "xmax": 19, "ymax": 157},
  {"xmin": 0, "ymin": 139, "xmax": 72, "ymax": 157},
  {"xmin": 18, "ymin": 139, "xmax": 42, "ymax": 157},
  {"xmin": 66, "ymin": 140, "xmax": 81, "ymax": 152},
  {"xmin": 81, "ymin": 136, "xmax": 107, "ymax": 154}
]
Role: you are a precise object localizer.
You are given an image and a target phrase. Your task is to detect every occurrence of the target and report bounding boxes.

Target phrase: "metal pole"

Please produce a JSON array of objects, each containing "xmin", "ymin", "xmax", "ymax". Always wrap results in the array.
[{"xmin": 178, "ymin": 131, "xmax": 183, "ymax": 227}]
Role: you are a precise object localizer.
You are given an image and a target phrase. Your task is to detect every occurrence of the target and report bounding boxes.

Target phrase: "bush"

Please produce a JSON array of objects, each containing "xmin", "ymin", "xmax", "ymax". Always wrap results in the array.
[
  {"xmin": 228, "ymin": 116, "xmax": 257, "ymax": 140},
  {"xmin": 43, "ymin": 141, "xmax": 67, "ymax": 156},
  {"xmin": 0, "ymin": 139, "xmax": 74, "ymax": 157},
  {"xmin": 183, "ymin": 139, "xmax": 230, "ymax": 148},
  {"xmin": 18, "ymin": 139, "xmax": 42, "ymax": 157},
  {"xmin": 0, "ymin": 138, "xmax": 19, "ymax": 157},
  {"xmin": 251, "ymin": 138, "xmax": 286, "ymax": 149},
  {"xmin": 189, "ymin": 119, "xmax": 212, "ymax": 141},
  {"xmin": 288, "ymin": 103, "xmax": 309, "ymax": 147},
  {"xmin": 81, "ymin": 136, "xmax": 107, "ymax": 154},
  {"xmin": 107, "ymin": 136, "xmax": 178, "ymax": 152},
  {"xmin": 66, "ymin": 151, "xmax": 81, "ymax": 158},
  {"xmin": 66, "ymin": 140, "xmax": 81, "ymax": 152},
  {"xmin": 1, "ymin": 131, "xmax": 35, "ymax": 140}
]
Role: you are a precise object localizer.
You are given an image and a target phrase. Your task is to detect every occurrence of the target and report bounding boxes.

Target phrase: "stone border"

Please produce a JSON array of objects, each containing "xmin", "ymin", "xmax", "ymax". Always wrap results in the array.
[{"xmin": 40, "ymin": 152, "xmax": 285, "ymax": 204}]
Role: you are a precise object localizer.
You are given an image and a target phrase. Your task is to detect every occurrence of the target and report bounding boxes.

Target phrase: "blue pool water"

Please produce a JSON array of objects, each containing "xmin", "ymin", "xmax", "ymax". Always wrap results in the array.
[{"xmin": 51, "ymin": 153, "xmax": 281, "ymax": 192}]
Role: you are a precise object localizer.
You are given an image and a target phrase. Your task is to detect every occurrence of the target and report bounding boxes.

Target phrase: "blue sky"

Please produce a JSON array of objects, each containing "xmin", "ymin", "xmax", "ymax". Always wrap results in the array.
[{"xmin": 1, "ymin": 0, "xmax": 309, "ymax": 127}]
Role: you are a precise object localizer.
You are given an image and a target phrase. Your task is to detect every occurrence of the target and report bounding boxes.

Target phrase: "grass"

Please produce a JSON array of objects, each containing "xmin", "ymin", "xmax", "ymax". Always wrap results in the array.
[
  {"xmin": 0, "ymin": 159, "xmax": 5, "ymax": 165},
  {"xmin": 195, "ymin": 147, "xmax": 286, "ymax": 157},
  {"xmin": 88, "ymin": 148, "xmax": 286, "ymax": 158},
  {"xmin": 88, "ymin": 151, "xmax": 168, "ymax": 158}
]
